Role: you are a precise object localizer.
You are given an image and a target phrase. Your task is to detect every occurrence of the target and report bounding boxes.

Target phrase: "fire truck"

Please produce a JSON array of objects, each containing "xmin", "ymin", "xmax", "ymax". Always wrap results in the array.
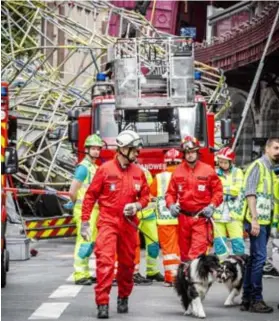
[
  {"xmin": 22, "ymin": 35, "xmax": 232, "ymax": 242},
  {"xmin": 1, "ymin": 82, "xmax": 18, "ymax": 288},
  {"xmin": 68, "ymin": 36, "xmax": 232, "ymax": 170}
]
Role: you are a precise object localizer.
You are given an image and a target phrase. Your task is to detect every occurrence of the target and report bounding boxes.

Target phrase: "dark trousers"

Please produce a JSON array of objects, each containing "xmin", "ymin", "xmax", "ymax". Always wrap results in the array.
[{"xmin": 243, "ymin": 222, "xmax": 270, "ymax": 302}]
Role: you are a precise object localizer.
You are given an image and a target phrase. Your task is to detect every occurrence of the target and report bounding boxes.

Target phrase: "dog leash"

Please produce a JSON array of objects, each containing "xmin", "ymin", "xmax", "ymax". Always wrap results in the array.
[
  {"xmin": 178, "ymin": 205, "xmax": 230, "ymax": 253},
  {"xmin": 186, "ymin": 205, "xmax": 231, "ymax": 254},
  {"xmin": 125, "ymin": 215, "xmax": 158, "ymax": 244}
]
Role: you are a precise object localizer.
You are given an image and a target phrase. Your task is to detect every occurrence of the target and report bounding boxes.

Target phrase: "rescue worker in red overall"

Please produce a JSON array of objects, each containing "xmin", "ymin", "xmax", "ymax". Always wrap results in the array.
[
  {"xmin": 165, "ymin": 135, "xmax": 223, "ymax": 261},
  {"xmin": 81, "ymin": 130, "xmax": 149, "ymax": 319}
]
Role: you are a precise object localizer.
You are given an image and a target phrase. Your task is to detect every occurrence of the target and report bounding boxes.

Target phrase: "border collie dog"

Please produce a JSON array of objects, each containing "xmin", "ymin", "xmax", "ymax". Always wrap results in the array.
[
  {"xmin": 175, "ymin": 254, "xmax": 220, "ymax": 319},
  {"xmin": 217, "ymin": 255, "xmax": 249, "ymax": 306}
]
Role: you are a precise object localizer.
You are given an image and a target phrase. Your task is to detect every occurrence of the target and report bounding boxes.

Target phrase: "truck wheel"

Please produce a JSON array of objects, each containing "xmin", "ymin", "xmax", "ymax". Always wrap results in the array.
[
  {"xmin": 1, "ymin": 252, "xmax": 7, "ymax": 288},
  {"xmin": 5, "ymin": 250, "xmax": 9, "ymax": 272}
]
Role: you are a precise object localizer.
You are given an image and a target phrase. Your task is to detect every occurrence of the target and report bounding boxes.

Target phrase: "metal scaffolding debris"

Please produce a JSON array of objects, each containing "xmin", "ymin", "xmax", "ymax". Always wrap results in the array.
[{"xmin": 1, "ymin": 0, "xmax": 231, "ymax": 216}]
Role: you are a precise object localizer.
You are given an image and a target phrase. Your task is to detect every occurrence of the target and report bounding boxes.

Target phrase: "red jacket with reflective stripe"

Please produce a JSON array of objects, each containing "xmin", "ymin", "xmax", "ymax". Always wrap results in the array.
[
  {"xmin": 81, "ymin": 158, "xmax": 150, "ymax": 222},
  {"xmin": 165, "ymin": 160, "xmax": 223, "ymax": 213}
]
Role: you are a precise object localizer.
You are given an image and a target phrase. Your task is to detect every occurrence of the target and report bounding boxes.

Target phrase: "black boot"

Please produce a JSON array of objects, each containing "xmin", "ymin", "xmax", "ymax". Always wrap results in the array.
[
  {"xmin": 133, "ymin": 273, "xmax": 152, "ymax": 285},
  {"xmin": 117, "ymin": 297, "xmax": 128, "ymax": 313},
  {"xmin": 97, "ymin": 305, "xmax": 109, "ymax": 319},
  {"xmin": 240, "ymin": 300, "xmax": 250, "ymax": 311},
  {"xmin": 75, "ymin": 277, "xmax": 92, "ymax": 286},
  {"xmin": 146, "ymin": 272, "xmax": 164, "ymax": 282}
]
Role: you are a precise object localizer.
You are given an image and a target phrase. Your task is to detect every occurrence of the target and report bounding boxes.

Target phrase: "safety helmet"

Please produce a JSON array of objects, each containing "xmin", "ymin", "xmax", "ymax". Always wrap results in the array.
[
  {"xmin": 181, "ymin": 135, "xmax": 200, "ymax": 152},
  {"xmin": 84, "ymin": 134, "xmax": 103, "ymax": 148},
  {"xmin": 216, "ymin": 147, "xmax": 235, "ymax": 161},
  {"xmin": 164, "ymin": 148, "xmax": 182, "ymax": 163},
  {"xmin": 116, "ymin": 130, "xmax": 143, "ymax": 148}
]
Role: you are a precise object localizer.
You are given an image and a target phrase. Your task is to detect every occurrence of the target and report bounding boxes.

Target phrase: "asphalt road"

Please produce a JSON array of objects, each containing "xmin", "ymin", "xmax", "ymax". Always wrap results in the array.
[{"xmin": 1, "ymin": 237, "xmax": 279, "ymax": 321}]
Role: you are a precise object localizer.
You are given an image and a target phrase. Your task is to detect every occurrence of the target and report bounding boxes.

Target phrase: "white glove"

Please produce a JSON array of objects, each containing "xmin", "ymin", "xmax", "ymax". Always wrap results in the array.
[
  {"xmin": 271, "ymin": 227, "xmax": 278, "ymax": 238},
  {"xmin": 80, "ymin": 222, "xmax": 91, "ymax": 241},
  {"xmin": 123, "ymin": 202, "xmax": 141, "ymax": 216}
]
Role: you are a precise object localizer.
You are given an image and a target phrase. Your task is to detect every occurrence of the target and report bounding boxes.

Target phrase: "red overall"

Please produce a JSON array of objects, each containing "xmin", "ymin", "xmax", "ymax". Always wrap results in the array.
[
  {"xmin": 166, "ymin": 160, "xmax": 223, "ymax": 261},
  {"xmin": 82, "ymin": 158, "xmax": 149, "ymax": 305}
]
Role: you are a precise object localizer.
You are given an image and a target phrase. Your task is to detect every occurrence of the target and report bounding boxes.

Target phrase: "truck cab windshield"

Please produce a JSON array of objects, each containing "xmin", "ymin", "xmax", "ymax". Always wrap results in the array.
[{"xmin": 94, "ymin": 102, "xmax": 207, "ymax": 147}]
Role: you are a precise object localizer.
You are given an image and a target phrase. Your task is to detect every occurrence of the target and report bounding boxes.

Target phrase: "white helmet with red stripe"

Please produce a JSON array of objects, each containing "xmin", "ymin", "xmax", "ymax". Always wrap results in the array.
[
  {"xmin": 181, "ymin": 135, "xmax": 200, "ymax": 152},
  {"xmin": 164, "ymin": 148, "xmax": 182, "ymax": 164},
  {"xmin": 216, "ymin": 147, "xmax": 235, "ymax": 161}
]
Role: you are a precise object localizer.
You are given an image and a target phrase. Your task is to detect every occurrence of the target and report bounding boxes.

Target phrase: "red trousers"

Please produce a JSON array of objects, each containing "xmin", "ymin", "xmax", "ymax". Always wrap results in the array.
[
  {"xmin": 178, "ymin": 215, "xmax": 212, "ymax": 261},
  {"xmin": 158, "ymin": 225, "xmax": 180, "ymax": 283},
  {"xmin": 94, "ymin": 217, "xmax": 137, "ymax": 305},
  {"xmin": 114, "ymin": 233, "xmax": 140, "ymax": 279}
]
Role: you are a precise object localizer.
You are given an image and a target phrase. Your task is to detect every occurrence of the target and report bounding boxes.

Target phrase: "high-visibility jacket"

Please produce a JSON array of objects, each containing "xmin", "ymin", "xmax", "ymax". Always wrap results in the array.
[
  {"xmin": 237, "ymin": 159, "xmax": 276, "ymax": 225},
  {"xmin": 273, "ymin": 176, "xmax": 279, "ymax": 230},
  {"xmin": 213, "ymin": 167, "xmax": 244, "ymax": 221},
  {"xmin": 137, "ymin": 165, "xmax": 156, "ymax": 220},
  {"xmin": 155, "ymin": 171, "xmax": 178, "ymax": 225},
  {"xmin": 74, "ymin": 157, "xmax": 99, "ymax": 213}
]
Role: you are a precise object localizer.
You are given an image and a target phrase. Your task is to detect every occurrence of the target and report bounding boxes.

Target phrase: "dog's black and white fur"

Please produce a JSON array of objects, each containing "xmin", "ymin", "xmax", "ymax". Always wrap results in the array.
[
  {"xmin": 217, "ymin": 254, "xmax": 249, "ymax": 306},
  {"xmin": 175, "ymin": 254, "xmax": 221, "ymax": 319}
]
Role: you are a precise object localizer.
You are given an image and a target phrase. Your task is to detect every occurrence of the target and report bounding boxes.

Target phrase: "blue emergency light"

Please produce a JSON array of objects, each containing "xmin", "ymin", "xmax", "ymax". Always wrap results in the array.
[
  {"xmin": 96, "ymin": 72, "xmax": 106, "ymax": 81},
  {"xmin": 1, "ymin": 86, "xmax": 8, "ymax": 97},
  {"xmin": 194, "ymin": 71, "xmax": 202, "ymax": 80},
  {"xmin": 180, "ymin": 27, "xmax": 197, "ymax": 39}
]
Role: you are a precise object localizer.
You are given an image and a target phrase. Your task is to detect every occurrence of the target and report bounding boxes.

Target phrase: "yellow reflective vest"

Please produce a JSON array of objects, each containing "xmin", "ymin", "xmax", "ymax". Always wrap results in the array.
[
  {"xmin": 273, "ymin": 176, "xmax": 279, "ymax": 230},
  {"xmin": 73, "ymin": 157, "xmax": 99, "ymax": 217},
  {"xmin": 237, "ymin": 159, "xmax": 276, "ymax": 225},
  {"xmin": 213, "ymin": 167, "xmax": 244, "ymax": 221},
  {"xmin": 137, "ymin": 166, "xmax": 155, "ymax": 220},
  {"xmin": 155, "ymin": 171, "xmax": 178, "ymax": 225}
]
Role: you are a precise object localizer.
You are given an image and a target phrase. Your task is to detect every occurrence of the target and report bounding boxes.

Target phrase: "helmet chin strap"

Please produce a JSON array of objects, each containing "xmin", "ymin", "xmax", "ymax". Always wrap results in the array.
[
  {"xmin": 219, "ymin": 161, "xmax": 232, "ymax": 171},
  {"xmin": 119, "ymin": 148, "xmax": 134, "ymax": 163},
  {"xmin": 86, "ymin": 149, "xmax": 99, "ymax": 161},
  {"xmin": 186, "ymin": 159, "xmax": 197, "ymax": 165},
  {"xmin": 184, "ymin": 150, "xmax": 199, "ymax": 165}
]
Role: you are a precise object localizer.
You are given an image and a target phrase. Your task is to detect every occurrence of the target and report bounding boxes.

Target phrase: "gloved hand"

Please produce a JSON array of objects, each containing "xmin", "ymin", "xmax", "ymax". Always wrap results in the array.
[
  {"xmin": 224, "ymin": 195, "xmax": 236, "ymax": 202},
  {"xmin": 80, "ymin": 221, "xmax": 91, "ymax": 241},
  {"xmin": 203, "ymin": 205, "xmax": 215, "ymax": 218},
  {"xmin": 271, "ymin": 227, "xmax": 278, "ymax": 238},
  {"xmin": 224, "ymin": 194, "xmax": 231, "ymax": 202},
  {"xmin": 63, "ymin": 201, "xmax": 74, "ymax": 210},
  {"xmin": 78, "ymin": 242, "xmax": 93, "ymax": 259},
  {"xmin": 170, "ymin": 204, "xmax": 180, "ymax": 218},
  {"xmin": 123, "ymin": 202, "xmax": 141, "ymax": 216}
]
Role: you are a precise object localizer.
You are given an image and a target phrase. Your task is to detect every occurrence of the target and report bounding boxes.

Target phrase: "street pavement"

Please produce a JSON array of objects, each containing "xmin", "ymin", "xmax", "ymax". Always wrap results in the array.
[{"xmin": 1, "ymin": 237, "xmax": 279, "ymax": 321}]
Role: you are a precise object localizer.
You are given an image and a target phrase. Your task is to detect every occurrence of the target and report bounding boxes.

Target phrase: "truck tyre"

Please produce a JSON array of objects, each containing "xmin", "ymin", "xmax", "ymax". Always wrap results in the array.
[
  {"xmin": 5, "ymin": 250, "xmax": 9, "ymax": 272},
  {"xmin": 36, "ymin": 195, "xmax": 63, "ymax": 217},
  {"xmin": 1, "ymin": 251, "xmax": 7, "ymax": 288}
]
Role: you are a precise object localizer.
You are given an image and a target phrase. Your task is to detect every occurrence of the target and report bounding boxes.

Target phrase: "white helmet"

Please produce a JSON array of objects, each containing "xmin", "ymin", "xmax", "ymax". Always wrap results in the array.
[{"xmin": 116, "ymin": 130, "xmax": 143, "ymax": 148}]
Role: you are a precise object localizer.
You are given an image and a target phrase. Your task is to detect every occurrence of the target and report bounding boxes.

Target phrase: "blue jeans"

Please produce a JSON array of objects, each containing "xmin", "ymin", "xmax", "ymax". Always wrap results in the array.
[{"xmin": 243, "ymin": 222, "xmax": 270, "ymax": 302}]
